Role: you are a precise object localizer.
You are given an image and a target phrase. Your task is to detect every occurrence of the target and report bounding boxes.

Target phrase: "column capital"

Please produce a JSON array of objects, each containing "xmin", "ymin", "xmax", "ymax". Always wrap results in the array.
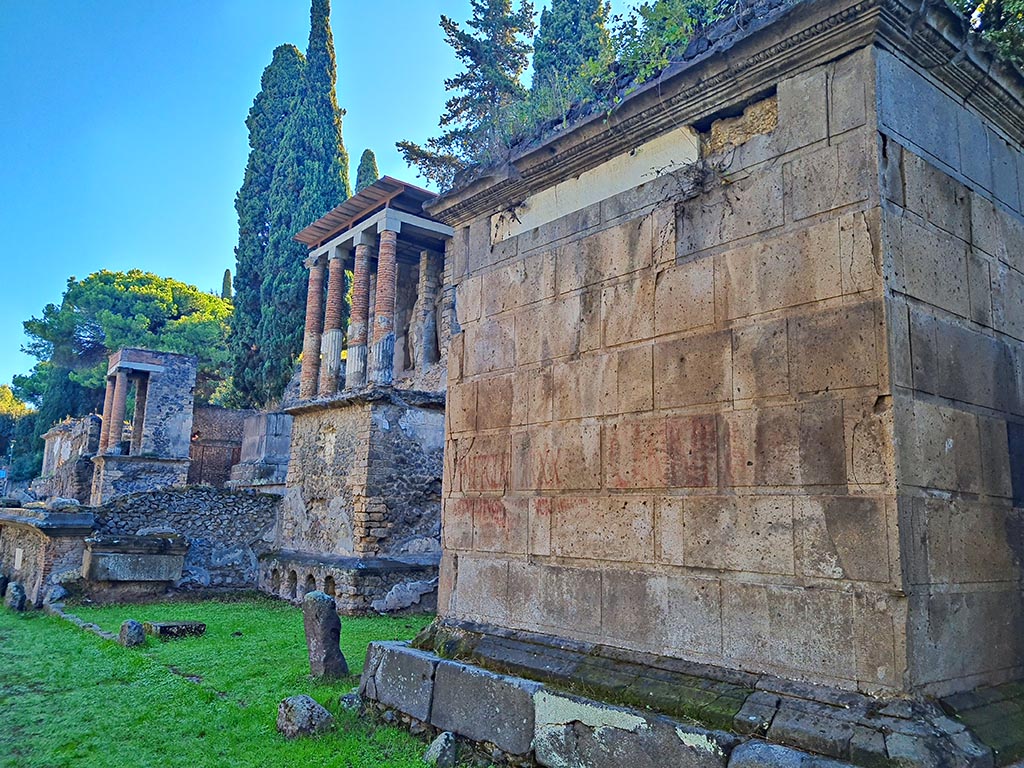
[
  {"xmin": 329, "ymin": 244, "xmax": 352, "ymax": 262},
  {"xmin": 303, "ymin": 252, "xmax": 327, "ymax": 269},
  {"xmin": 377, "ymin": 211, "xmax": 403, "ymax": 235}
]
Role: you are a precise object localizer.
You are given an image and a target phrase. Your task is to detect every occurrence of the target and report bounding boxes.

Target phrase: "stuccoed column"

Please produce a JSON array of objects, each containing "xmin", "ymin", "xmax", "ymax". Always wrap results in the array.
[
  {"xmin": 98, "ymin": 376, "xmax": 116, "ymax": 452},
  {"xmin": 299, "ymin": 254, "xmax": 326, "ymax": 399},
  {"xmin": 368, "ymin": 226, "xmax": 399, "ymax": 386},
  {"xmin": 319, "ymin": 247, "xmax": 349, "ymax": 396},
  {"xmin": 344, "ymin": 238, "xmax": 372, "ymax": 389}
]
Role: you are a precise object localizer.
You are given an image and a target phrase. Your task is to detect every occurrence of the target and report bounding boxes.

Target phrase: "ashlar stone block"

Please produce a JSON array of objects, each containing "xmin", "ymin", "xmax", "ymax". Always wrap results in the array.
[
  {"xmin": 547, "ymin": 496, "xmax": 655, "ymax": 563},
  {"xmin": 793, "ymin": 497, "xmax": 892, "ymax": 583},
  {"xmin": 654, "ymin": 257, "xmax": 715, "ymax": 337},
  {"xmin": 511, "ymin": 423, "xmax": 601, "ymax": 491},
  {"xmin": 431, "ymin": 660, "xmax": 542, "ymax": 755},
  {"xmin": 788, "ymin": 302, "xmax": 880, "ymax": 394},
  {"xmin": 654, "ymin": 330, "xmax": 733, "ymax": 408},
  {"xmin": 719, "ymin": 219, "xmax": 843, "ymax": 321},
  {"xmin": 682, "ymin": 495, "xmax": 795, "ymax": 575}
]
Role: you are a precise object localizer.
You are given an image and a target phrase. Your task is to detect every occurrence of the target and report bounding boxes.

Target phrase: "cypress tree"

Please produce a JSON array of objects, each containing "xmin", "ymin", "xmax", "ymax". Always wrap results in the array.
[
  {"xmin": 532, "ymin": 0, "xmax": 612, "ymax": 93},
  {"xmin": 229, "ymin": 44, "xmax": 305, "ymax": 406},
  {"xmin": 355, "ymin": 148, "xmax": 380, "ymax": 193},
  {"xmin": 397, "ymin": 0, "xmax": 536, "ymax": 190},
  {"xmin": 257, "ymin": 0, "xmax": 351, "ymax": 403},
  {"xmin": 221, "ymin": 269, "xmax": 233, "ymax": 300}
]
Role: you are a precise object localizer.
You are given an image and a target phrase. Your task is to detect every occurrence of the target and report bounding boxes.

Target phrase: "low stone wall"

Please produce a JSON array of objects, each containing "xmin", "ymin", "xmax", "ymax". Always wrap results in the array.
[
  {"xmin": 259, "ymin": 550, "xmax": 438, "ymax": 615},
  {"xmin": 360, "ymin": 637, "xmax": 998, "ymax": 768},
  {"xmin": 93, "ymin": 486, "xmax": 279, "ymax": 589}
]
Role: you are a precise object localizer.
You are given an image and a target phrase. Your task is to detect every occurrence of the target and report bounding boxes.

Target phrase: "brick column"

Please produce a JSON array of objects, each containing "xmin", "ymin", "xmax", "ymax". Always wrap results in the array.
[
  {"xmin": 319, "ymin": 250, "xmax": 348, "ymax": 396},
  {"xmin": 299, "ymin": 255, "xmax": 326, "ymax": 399},
  {"xmin": 98, "ymin": 376, "xmax": 116, "ymax": 452},
  {"xmin": 106, "ymin": 370, "xmax": 129, "ymax": 455},
  {"xmin": 345, "ymin": 243, "xmax": 371, "ymax": 389},
  {"xmin": 368, "ymin": 228, "xmax": 398, "ymax": 386},
  {"xmin": 129, "ymin": 375, "xmax": 148, "ymax": 456},
  {"xmin": 413, "ymin": 250, "xmax": 441, "ymax": 369}
]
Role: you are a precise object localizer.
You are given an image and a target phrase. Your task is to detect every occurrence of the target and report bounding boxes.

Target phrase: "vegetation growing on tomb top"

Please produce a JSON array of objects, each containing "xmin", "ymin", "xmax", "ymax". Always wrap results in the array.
[
  {"xmin": 957, "ymin": 0, "xmax": 1024, "ymax": 65},
  {"xmin": 400, "ymin": 0, "xmax": 1024, "ymax": 192}
]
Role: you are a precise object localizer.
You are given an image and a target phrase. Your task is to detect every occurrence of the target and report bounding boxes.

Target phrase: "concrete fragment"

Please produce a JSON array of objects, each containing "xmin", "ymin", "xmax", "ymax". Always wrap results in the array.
[
  {"xmin": 119, "ymin": 620, "xmax": 146, "ymax": 647},
  {"xmin": 302, "ymin": 590, "xmax": 348, "ymax": 679},
  {"xmin": 276, "ymin": 695, "xmax": 334, "ymax": 738}
]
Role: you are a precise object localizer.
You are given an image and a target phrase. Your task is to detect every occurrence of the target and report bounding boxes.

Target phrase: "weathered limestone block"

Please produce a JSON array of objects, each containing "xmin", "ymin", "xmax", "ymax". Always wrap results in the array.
[
  {"xmin": 430, "ymin": 659, "xmax": 542, "ymax": 756},
  {"xmin": 359, "ymin": 641, "xmax": 437, "ymax": 721},
  {"xmin": 302, "ymin": 590, "xmax": 348, "ymax": 679},
  {"xmin": 534, "ymin": 690, "xmax": 732, "ymax": 768},
  {"xmin": 276, "ymin": 695, "xmax": 334, "ymax": 738}
]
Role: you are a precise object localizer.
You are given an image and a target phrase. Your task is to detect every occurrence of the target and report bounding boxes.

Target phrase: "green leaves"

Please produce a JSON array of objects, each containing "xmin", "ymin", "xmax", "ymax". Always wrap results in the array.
[{"xmin": 398, "ymin": 0, "xmax": 536, "ymax": 190}]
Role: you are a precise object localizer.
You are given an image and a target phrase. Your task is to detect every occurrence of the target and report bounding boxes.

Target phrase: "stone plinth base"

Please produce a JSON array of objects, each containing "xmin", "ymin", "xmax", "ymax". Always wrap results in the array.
[
  {"xmin": 225, "ymin": 460, "xmax": 288, "ymax": 495},
  {"xmin": 90, "ymin": 455, "xmax": 190, "ymax": 505},
  {"xmin": 80, "ymin": 534, "xmax": 189, "ymax": 603},
  {"xmin": 258, "ymin": 550, "xmax": 438, "ymax": 615},
  {"xmin": 360, "ymin": 626, "xmax": 1008, "ymax": 767},
  {"xmin": 0, "ymin": 507, "xmax": 95, "ymax": 607}
]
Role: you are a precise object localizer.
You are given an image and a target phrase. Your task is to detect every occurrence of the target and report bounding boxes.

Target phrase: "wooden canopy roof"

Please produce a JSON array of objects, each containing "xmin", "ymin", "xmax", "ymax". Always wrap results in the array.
[{"xmin": 293, "ymin": 176, "xmax": 437, "ymax": 248}]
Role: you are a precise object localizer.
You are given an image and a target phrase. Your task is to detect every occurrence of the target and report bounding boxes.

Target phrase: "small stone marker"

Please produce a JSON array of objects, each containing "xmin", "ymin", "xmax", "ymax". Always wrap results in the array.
[
  {"xmin": 143, "ymin": 621, "xmax": 206, "ymax": 639},
  {"xmin": 302, "ymin": 590, "xmax": 348, "ymax": 678},
  {"xmin": 4, "ymin": 581, "xmax": 26, "ymax": 612},
  {"xmin": 424, "ymin": 732, "xmax": 458, "ymax": 768},
  {"xmin": 276, "ymin": 694, "xmax": 334, "ymax": 738},
  {"xmin": 119, "ymin": 620, "xmax": 146, "ymax": 647}
]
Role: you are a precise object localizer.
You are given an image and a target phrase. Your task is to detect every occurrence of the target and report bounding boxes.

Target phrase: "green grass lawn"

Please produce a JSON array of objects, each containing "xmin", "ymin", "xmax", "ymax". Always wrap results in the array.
[{"xmin": 0, "ymin": 595, "xmax": 434, "ymax": 767}]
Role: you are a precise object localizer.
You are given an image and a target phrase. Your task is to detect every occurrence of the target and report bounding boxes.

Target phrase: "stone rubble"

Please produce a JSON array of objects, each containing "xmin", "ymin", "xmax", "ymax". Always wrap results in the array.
[
  {"xmin": 118, "ymin": 620, "xmax": 146, "ymax": 647},
  {"xmin": 276, "ymin": 695, "xmax": 334, "ymax": 739}
]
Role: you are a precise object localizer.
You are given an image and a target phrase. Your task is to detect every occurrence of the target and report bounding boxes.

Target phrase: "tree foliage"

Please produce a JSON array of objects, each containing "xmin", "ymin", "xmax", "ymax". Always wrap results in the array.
[
  {"xmin": 532, "ymin": 0, "xmax": 612, "ymax": 93},
  {"xmin": 355, "ymin": 148, "xmax": 380, "ymax": 193},
  {"xmin": 230, "ymin": 0, "xmax": 351, "ymax": 407},
  {"xmin": 230, "ymin": 44, "xmax": 305, "ymax": 408},
  {"xmin": 10, "ymin": 271, "xmax": 233, "ymax": 479},
  {"xmin": 0, "ymin": 385, "xmax": 30, "ymax": 475},
  {"xmin": 398, "ymin": 0, "xmax": 536, "ymax": 190},
  {"xmin": 20, "ymin": 270, "xmax": 233, "ymax": 400},
  {"xmin": 956, "ymin": 0, "xmax": 1024, "ymax": 63},
  {"xmin": 221, "ymin": 269, "xmax": 233, "ymax": 300}
]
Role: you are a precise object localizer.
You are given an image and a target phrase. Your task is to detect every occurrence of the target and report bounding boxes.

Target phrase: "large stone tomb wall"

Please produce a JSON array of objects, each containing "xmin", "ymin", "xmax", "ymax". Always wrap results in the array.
[{"xmin": 437, "ymin": 42, "xmax": 1024, "ymax": 697}]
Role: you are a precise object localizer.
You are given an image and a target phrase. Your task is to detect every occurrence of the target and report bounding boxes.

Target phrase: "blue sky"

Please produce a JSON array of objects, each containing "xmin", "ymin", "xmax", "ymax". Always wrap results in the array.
[{"xmin": 0, "ymin": 1, "xmax": 635, "ymax": 391}]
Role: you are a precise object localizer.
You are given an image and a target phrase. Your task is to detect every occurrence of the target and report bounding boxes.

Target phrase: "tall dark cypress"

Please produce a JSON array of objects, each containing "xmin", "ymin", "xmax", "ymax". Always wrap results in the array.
[
  {"xmin": 532, "ymin": 0, "xmax": 612, "ymax": 91},
  {"xmin": 355, "ymin": 149, "xmax": 380, "ymax": 193},
  {"xmin": 257, "ymin": 0, "xmax": 351, "ymax": 403},
  {"xmin": 229, "ymin": 45, "xmax": 305, "ymax": 406}
]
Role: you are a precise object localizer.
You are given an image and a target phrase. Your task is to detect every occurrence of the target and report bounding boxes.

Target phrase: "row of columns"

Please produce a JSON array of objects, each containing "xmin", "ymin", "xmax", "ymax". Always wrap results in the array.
[
  {"xmin": 299, "ymin": 226, "xmax": 400, "ymax": 399},
  {"xmin": 98, "ymin": 370, "xmax": 129, "ymax": 454}
]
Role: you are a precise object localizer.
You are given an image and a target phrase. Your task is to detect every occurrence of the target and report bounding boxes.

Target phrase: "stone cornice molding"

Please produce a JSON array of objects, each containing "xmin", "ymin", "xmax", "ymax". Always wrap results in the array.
[{"xmin": 426, "ymin": 0, "xmax": 1024, "ymax": 228}]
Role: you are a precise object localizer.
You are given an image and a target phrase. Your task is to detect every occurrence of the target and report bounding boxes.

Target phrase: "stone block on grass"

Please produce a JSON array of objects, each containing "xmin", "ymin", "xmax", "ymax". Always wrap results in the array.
[
  {"xmin": 119, "ymin": 620, "xmax": 146, "ymax": 647},
  {"xmin": 302, "ymin": 590, "xmax": 348, "ymax": 679},
  {"xmin": 143, "ymin": 621, "xmax": 206, "ymax": 639},
  {"xmin": 4, "ymin": 581, "xmax": 26, "ymax": 612}
]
